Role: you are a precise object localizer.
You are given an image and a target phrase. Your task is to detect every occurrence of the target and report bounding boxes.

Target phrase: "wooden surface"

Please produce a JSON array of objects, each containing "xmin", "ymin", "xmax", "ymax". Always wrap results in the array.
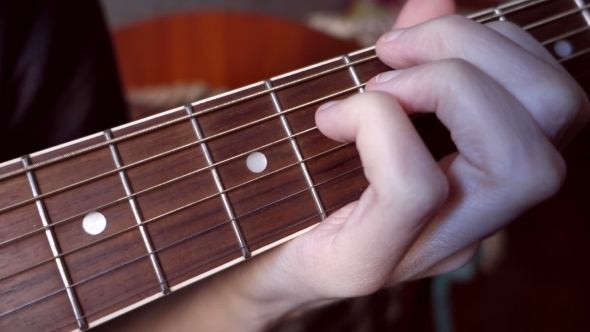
[
  {"xmin": 112, "ymin": 11, "xmax": 361, "ymax": 91},
  {"xmin": 1, "ymin": 1, "xmax": 589, "ymax": 331}
]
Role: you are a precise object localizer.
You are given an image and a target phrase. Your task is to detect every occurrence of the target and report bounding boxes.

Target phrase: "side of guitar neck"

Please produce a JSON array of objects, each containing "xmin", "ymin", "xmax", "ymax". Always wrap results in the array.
[{"xmin": 0, "ymin": 0, "xmax": 589, "ymax": 330}]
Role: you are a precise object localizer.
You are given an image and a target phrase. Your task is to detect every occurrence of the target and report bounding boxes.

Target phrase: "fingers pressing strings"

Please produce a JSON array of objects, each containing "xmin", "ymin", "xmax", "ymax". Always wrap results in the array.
[
  {"xmin": 376, "ymin": 15, "xmax": 584, "ymax": 143},
  {"xmin": 366, "ymin": 59, "xmax": 566, "ymax": 282},
  {"xmin": 271, "ymin": 92, "xmax": 448, "ymax": 299}
]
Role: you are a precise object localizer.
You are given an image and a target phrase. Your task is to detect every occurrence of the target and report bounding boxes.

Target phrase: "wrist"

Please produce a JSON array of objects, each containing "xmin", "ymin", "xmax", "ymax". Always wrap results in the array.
[{"xmin": 212, "ymin": 249, "xmax": 315, "ymax": 330}]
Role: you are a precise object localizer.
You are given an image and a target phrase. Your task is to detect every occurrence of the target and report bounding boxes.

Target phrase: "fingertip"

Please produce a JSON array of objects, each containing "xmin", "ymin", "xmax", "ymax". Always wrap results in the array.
[{"xmin": 394, "ymin": 0, "xmax": 456, "ymax": 29}]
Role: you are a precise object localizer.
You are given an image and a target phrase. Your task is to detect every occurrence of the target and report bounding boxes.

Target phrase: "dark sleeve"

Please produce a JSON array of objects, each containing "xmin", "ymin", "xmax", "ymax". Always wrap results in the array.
[{"xmin": 0, "ymin": 0, "xmax": 128, "ymax": 162}]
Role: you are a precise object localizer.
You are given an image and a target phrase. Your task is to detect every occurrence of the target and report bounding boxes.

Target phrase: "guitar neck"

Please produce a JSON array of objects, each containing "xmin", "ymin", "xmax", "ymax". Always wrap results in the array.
[{"xmin": 1, "ymin": 0, "xmax": 589, "ymax": 331}]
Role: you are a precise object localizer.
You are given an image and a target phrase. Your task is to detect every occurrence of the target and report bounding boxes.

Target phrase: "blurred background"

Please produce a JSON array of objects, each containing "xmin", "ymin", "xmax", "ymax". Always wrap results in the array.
[{"xmin": 98, "ymin": 1, "xmax": 589, "ymax": 331}]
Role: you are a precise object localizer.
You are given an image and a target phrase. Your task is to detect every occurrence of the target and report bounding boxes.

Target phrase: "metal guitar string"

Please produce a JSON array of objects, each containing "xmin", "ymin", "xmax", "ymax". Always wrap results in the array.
[
  {"xmin": 48, "ymin": 201, "xmax": 357, "ymax": 332},
  {"xmin": 0, "ymin": 0, "xmax": 577, "ymax": 186},
  {"xmin": 0, "ymin": 126, "xmax": 320, "ymax": 250},
  {"xmin": 1, "ymin": 0, "xmax": 590, "ymax": 324},
  {"xmin": 0, "ymin": 83, "xmax": 365, "ymax": 216},
  {"xmin": 467, "ymin": 0, "xmax": 548, "ymax": 22},
  {"xmin": 0, "ymin": 0, "xmax": 585, "ymax": 274},
  {"xmin": 0, "ymin": 0, "xmax": 587, "ymax": 216},
  {"xmin": 0, "ymin": 0, "xmax": 588, "ymax": 300},
  {"xmin": 0, "ymin": 4, "xmax": 587, "ymax": 253},
  {"xmin": 1, "ymin": 164, "xmax": 365, "ymax": 320},
  {"xmin": 0, "ymin": 140, "xmax": 357, "ymax": 283},
  {"xmin": 0, "ymin": 56, "xmax": 377, "ymax": 183},
  {"xmin": 542, "ymin": 25, "xmax": 590, "ymax": 45}
]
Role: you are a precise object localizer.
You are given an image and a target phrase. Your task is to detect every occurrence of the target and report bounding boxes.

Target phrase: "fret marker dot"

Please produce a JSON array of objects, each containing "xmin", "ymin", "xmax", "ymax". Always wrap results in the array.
[
  {"xmin": 246, "ymin": 152, "xmax": 267, "ymax": 173},
  {"xmin": 83, "ymin": 212, "xmax": 107, "ymax": 235},
  {"xmin": 554, "ymin": 40, "xmax": 573, "ymax": 58}
]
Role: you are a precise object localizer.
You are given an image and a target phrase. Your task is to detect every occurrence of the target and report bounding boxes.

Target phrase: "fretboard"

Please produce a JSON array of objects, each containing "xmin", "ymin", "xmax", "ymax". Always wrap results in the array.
[{"xmin": 1, "ymin": 0, "xmax": 589, "ymax": 330}]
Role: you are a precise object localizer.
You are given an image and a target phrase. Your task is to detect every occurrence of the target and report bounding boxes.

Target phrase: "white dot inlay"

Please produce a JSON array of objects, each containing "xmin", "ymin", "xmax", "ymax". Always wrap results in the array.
[
  {"xmin": 83, "ymin": 212, "xmax": 107, "ymax": 235},
  {"xmin": 554, "ymin": 40, "xmax": 574, "ymax": 58},
  {"xmin": 246, "ymin": 152, "xmax": 267, "ymax": 173}
]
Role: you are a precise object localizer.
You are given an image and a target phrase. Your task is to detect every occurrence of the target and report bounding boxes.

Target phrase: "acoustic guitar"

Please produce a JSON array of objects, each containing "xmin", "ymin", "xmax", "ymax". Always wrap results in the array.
[{"xmin": 0, "ymin": 0, "xmax": 588, "ymax": 330}]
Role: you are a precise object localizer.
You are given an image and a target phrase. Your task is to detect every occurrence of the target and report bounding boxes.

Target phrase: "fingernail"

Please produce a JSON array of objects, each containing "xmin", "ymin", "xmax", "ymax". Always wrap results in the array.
[
  {"xmin": 380, "ymin": 29, "xmax": 404, "ymax": 43},
  {"xmin": 375, "ymin": 70, "xmax": 401, "ymax": 83},
  {"xmin": 318, "ymin": 100, "xmax": 339, "ymax": 111}
]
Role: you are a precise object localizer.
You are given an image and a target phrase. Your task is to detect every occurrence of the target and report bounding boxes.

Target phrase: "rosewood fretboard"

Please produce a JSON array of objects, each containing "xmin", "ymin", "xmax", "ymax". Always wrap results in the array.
[{"xmin": 1, "ymin": 0, "xmax": 589, "ymax": 331}]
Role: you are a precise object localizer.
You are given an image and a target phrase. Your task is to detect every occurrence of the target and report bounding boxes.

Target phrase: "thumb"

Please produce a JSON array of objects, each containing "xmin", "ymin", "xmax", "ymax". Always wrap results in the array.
[{"xmin": 394, "ymin": 0, "xmax": 456, "ymax": 29}]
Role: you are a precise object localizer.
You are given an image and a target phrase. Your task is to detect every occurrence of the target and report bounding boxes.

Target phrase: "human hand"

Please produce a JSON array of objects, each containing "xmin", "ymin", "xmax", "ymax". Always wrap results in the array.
[
  {"xmin": 99, "ymin": 1, "xmax": 589, "ymax": 331},
  {"xmin": 231, "ymin": 0, "xmax": 590, "ymax": 326}
]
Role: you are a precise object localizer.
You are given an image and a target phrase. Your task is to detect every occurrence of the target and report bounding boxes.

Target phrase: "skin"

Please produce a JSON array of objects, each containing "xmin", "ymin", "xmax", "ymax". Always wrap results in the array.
[{"xmin": 98, "ymin": 0, "xmax": 590, "ymax": 330}]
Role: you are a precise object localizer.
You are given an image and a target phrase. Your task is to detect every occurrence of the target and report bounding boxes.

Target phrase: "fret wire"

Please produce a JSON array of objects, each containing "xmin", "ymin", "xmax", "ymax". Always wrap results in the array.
[
  {"xmin": 341, "ymin": 55, "xmax": 365, "ymax": 93},
  {"xmin": 1, "ymin": 163, "xmax": 364, "ymax": 321},
  {"xmin": 0, "ymin": 140, "xmax": 354, "ymax": 284},
  {"xmin": 494, "ymin": 7, "xmax": 507, "ymax": 22},
  {"xmin": 0, "ymin": 0, "xmax": 585, "ymax": 189},
  {"xmin": 471, "ymin": 0, "xmax": 549, "ymax": 23},
  {"xmin": 0, "ymin": 55, "xmax": 378, "ymax": 183},
  {"xmin": 104, "ymin": 130, "xmax": 171, "ymax": 294},
  {"xmin": 184, "ymin": 105, "xmax": 252, "ymax": 258},
  {"xmin": 1, "ymin": 2, "xmax": 588, "ymax": 255},
  {"xmin": 21, "ymin": 156, "xmax": 89, "ymax": 331},
  {"xmin": 53, "ymin": 200, "xmax": 353, "ymax": 332},
  {"xmin": 466, "ymin": 0, "xmax": 531, "ymax": 21},
  {"xmin": 541, "ymin": 25, "xmax": 590, "ymax": 45},
  {"xmin": 558, "ymin": 46, "xmax": 590, "ymax": 63},
  {"xmin": 0, "ymin": 125, "xmax": 319, "ymax": 252},
  {"xmin": 0, "ymin": 83, "xmax": 366, "ymax": 217},
  {"xmin": 2, "ymin": 3, "xmax": 589, "ymax": 217},
  {"xmin": 4, "ymin": 34, "xmax": 588, "ymax": 282},
  {"xmin": 264, "ymin": 79, "xmax": 327, "ymax": 220},
  {"xmin": 523, "ymin": 3, "xmax": 590, "ymax": 30},
  {"xmin": 1, "ymin": 1, "xmax": 589, "ymax": 318},
  {"xmin": 574, "ymin": 0, "xmax": 590, "ymax": 26}
]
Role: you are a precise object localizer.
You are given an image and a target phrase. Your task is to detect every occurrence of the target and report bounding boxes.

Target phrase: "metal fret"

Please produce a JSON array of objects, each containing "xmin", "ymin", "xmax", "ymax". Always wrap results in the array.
[
  {"xmin": 21, "ymin": 156, "xmax": 88, "ymax": 331},
  {"xmin": 183, "ymin": 105, "xmax": 252, "ymax": 258},
  {"xmin": 574, "ymin": 0, "xmax": 590, "ymax": 26},
  {"xmin": 494, "ymin": 7, "xmax": 507, "ymax": 21},
  {"xmin": 342, "ymin": 55, "xmax": 365, "ymax": 93},
  {"xmin": 263, "ymin": 80, "xmax": 327, "ymax": 220},
  {"xmin": 103, "ymin": 130, "xmax": 171, "ymax": 294}
]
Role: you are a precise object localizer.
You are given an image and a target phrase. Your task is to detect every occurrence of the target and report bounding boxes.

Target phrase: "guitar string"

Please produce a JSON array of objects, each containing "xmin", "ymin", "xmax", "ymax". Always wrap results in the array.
[
  {"xmin": 0, "ymin": 111, "xmax": 450, "ymax": 255},
  {"xmin": 1, "ymin": 0, "xmax": 588, "ymax": 324},
  {"xmin": 0, "ymin": 165, "xmax": 364, "ymax": 319},
  {"xmin": 468, "ymin": 0, "xmax": 549, "ymax": 23},
  {"xmin": 0, "ymin": 3, "xmax": 588, "ymax": 264},
  {"xmin": 0, "ymin": 125, "xmax": 323, "ymax": 249},
  {"xmin": 0, "ymin": 55, "xmax": 377, "ymax": 182},
  {"xmin": 0, "ymin": 113, "xmax": 447, "ymax": 259},
  {"xmin": 47, "ymin": 51, "xmax": 590, "ymax": 328},
  {"xmin": 0, "ymin": 4, "xmax": 587, "ymax": 260},
  {"xmin": 48, "ymin": 202, "xmax": 351, "ymax": 332},
  {"xmin": 541, "ymin": 25, "xmax": 590, "ymax": 45},
  {"xmin": 0, "ymin": 114, "xmax": 451, "ymax": 310},
  {"xmin": 523, "ymin": 3, "xmax": 590, "ymax": 30},
  {"xmin": 0, "ymin": 140, "xmax": 360, "ymax": 282},
  {"xmin": 0, "ymin": 6, "xmax": 587, "ymax": 231},
  {"xmin": 559, "ymin": 47, "xmax": 590, "ymax": 65},
  {"xmin": 0, "ymin": 0, "xmax": 582, "ymax": 184},
  {"xmin": 0, "ymin": 83, "xmax": 365, "ymax": 216}
]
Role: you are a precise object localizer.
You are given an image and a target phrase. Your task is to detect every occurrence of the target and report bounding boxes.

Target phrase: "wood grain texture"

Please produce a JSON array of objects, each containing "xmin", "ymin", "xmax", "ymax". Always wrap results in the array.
[
  {"xmin": 112, "ymin": 12, "xmax": 360, "ymax": 91},
  {"xmin": 0, "ymin": 162, "xmax": 77, "ymax": 331},
  {"xmin": 0, "ymin": 2, "xmax": 589, "ymax": 330}
]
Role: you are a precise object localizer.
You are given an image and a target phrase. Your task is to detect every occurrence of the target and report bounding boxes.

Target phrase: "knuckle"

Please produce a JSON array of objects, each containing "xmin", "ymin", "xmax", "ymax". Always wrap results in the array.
[
  {"xmin": 390, "ymin": 166, "xmax": 449, "ymax": 220},
  {"xmin": 537, "ymin": 74, "xmax": 581, "ymax": 134},
  {"xmin": 530, "ymin": 148, "xmax": 566, "ymax": 200},
  {"xmin": 496, "ymin": 142, "xmax": 566, "ymax": 203},
  {"xmin": 437, "ymin": 58, "xmax": 477, "ymax": 78},
  {"xmin": 437, "ymin": 14, "xmax": 474, "ymax": 34}
]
